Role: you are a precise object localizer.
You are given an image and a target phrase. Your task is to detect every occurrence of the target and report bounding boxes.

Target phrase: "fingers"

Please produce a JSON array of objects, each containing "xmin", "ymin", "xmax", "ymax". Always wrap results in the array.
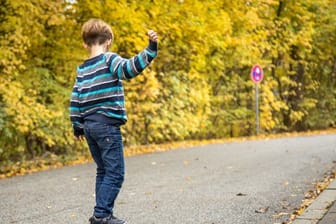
[
  {"xmin": 147, "ymin": 30, "xmax": 158, "ymax": 42},
  {"xmin": 75, "ymin": 135, "xmax": 85, "ymax": 141}
]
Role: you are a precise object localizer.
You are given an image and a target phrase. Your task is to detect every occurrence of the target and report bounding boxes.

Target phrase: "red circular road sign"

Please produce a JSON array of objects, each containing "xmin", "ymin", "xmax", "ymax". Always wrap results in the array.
[{"xmin": 250, "ymin": 65, "xmax": 264, "ymax": 83}]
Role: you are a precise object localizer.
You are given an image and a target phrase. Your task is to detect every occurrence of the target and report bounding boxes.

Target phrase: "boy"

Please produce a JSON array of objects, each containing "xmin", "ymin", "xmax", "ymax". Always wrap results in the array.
[{"xmin": 70, "ymin": 18, "xmax": 158, "ymax": 224}]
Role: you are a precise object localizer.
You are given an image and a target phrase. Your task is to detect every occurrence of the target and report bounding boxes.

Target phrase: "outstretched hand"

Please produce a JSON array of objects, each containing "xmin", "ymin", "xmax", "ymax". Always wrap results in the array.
[
  {"xmin": 148, "ymin": 30, "xmax": 158, "ymax": 42},
  {"xmin": 75, "ymin": 135, "xmax": 85, "ymax": 141}
]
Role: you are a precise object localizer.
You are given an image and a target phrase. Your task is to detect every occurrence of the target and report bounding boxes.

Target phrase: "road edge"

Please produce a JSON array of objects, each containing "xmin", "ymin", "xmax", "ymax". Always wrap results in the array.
[{"xmin": 291, "ymin": 179, "xmax": 336, "ymax": 224}]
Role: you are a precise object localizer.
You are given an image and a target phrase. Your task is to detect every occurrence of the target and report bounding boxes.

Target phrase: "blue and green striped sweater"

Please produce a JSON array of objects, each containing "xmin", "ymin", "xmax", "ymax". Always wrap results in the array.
[{"xmin": 70, "ymin": 41, "xmax": 157, "ymax": 134}]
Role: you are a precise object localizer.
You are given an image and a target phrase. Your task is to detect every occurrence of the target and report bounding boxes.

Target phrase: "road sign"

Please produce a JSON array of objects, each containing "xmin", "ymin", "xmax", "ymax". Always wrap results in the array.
[
  {"xmin": 250, "ymin": 65, "xmax": 263, "ymax": 135},
  {"xmin": 250, "ymin": 65, "xmax": 263, "ymax": 83}
]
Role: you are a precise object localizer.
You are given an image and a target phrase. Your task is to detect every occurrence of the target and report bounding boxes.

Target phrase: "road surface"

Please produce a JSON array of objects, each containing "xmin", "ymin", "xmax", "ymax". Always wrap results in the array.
[{"xmin": 1, "ymin": 134, "xmax": 336, "ymax": 224}]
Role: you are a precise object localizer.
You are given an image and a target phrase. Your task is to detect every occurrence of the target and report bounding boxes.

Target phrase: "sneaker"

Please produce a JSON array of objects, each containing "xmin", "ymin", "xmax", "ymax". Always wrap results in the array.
[{"xmin": 89, "ymin": 214, "xmax": 126, "ymax": 224}]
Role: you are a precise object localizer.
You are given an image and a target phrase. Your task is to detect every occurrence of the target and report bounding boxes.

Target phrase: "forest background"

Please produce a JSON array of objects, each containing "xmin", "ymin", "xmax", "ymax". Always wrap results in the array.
[{"xmin": 0, "ymin": 0, "xmax": 335, "ymax": 176}]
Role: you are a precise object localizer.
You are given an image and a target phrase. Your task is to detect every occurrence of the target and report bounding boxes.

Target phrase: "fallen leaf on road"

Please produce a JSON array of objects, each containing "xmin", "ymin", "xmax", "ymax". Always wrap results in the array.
[
  {"xmin": 272, "ymin": 212, "xmax": 289, "ymax": 218},
  {"xmin": 293, "ymin": 206, "xmax": 306, "ymax": 216},
  {"xmin": 255, "ymin": 207, "xmax": 269, "ymax": 213},
  {"xmin": 280, "ymin": 200, "xmax": 290, "ymax": 209},
  {"xmin": 236, "ymin": 193, "xmax": 247, "ymax": 196},
  {"xmin": 185, "ymin": 176, "xmax": 192, "ymax": 181}
]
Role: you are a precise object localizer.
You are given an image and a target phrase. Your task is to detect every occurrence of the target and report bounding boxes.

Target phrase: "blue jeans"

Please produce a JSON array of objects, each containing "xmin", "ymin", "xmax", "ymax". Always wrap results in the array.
[{"xmin": 84, "ymin": 121, "xmax": 125, "ymax": 218}]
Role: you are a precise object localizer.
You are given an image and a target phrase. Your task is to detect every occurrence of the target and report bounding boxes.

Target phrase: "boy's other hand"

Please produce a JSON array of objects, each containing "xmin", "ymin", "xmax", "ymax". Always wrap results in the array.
[{"xmin": 148, "ymin": 30, "xmax": 158, "ymax": 42}]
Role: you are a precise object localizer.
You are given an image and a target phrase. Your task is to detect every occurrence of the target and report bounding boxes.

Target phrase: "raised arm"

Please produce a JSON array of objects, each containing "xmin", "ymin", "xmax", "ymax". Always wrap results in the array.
[{"xmin": 109, "ymin": 30, "xmax": 158, "ymax": 80}]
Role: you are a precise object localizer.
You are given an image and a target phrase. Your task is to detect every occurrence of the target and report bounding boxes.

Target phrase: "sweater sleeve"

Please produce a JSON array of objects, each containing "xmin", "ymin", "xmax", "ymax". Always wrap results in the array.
[
  {"xmin": 69, "ymin": 81, "xmax": 84, "ymax": 136},
  {"xmin": 108, "ymin": 40, "xmax": 158, "ymax": 80}
]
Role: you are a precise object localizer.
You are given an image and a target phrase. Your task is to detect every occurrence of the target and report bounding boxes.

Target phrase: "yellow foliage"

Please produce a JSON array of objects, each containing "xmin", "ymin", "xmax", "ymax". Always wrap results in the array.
[{"xmin": 0, "ymin": 0, "xmax": 336, "ymax": 174}]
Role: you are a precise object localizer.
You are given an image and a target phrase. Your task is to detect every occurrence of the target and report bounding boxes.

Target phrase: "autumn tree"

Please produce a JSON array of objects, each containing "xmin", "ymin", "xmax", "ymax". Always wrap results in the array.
[{"xmin": 0, "ymin": 0, "xmax": 336, "ymax": 172}]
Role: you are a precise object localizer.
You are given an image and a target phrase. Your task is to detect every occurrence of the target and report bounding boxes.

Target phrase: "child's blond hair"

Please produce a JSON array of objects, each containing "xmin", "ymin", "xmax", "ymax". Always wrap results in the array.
[{"xmin": 81, "ymin": 19, "xmax": 113, "ymax": 46}]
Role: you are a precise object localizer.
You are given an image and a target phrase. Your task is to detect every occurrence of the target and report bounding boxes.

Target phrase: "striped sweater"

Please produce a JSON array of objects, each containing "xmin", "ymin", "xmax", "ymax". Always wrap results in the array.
[{"xmin": 70, "ymin": 41, "xmax": 158, "ymax": 134}]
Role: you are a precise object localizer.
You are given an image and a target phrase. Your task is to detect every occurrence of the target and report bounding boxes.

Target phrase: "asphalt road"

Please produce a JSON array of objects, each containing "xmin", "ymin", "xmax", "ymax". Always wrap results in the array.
[{"xmin": 1, "ymin": 134, "xmax": 336, "ymax": 224}]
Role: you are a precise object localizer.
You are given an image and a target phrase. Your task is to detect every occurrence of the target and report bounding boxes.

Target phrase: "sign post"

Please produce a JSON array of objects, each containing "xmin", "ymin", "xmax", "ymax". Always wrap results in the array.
[{"xmin": 250, "ymin": 65, "xmax": 264, "ymax": 135}]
